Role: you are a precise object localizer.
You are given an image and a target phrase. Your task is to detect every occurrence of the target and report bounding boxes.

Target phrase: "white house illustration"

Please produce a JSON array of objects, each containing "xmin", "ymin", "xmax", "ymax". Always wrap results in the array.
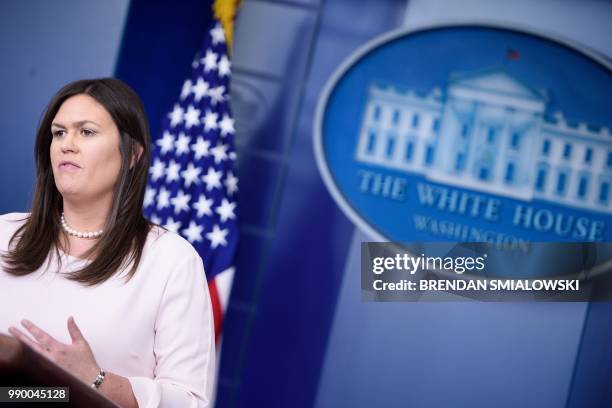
[{"xmin": 355, "ymin": 69, "xmax": 612, "ymax": 213}]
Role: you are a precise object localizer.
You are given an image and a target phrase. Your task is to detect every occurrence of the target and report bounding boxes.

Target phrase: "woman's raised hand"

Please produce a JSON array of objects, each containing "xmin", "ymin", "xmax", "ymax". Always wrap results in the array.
[{"xmin": 8, "ymin": 317, "xmax": 100, "ymax": 384}]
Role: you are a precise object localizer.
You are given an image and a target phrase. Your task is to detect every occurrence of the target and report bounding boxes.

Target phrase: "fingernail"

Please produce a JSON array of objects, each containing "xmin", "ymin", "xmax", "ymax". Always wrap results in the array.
[{"xmin": 21, "ymin": 319, "xmax": 30, "ymax": 326}]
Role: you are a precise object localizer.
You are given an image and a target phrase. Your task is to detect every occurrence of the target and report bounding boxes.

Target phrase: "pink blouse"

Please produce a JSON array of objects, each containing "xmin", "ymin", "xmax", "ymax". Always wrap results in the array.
[{"xmin": 0, "ymin": 212, "xmax": 215, "ymax": 407}]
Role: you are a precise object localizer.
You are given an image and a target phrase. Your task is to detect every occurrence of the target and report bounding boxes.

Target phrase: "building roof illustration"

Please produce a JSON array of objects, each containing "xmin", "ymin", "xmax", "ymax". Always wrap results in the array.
[{"xmin": 448, "ymin": 68, "xmax": 546, "ymax": 101}]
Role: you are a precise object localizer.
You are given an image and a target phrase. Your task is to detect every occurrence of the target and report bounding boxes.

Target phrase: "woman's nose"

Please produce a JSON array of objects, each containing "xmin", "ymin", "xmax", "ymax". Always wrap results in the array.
[{"xmin": 60, "ymin": 130, "xmax": 79, "ymax": 153}]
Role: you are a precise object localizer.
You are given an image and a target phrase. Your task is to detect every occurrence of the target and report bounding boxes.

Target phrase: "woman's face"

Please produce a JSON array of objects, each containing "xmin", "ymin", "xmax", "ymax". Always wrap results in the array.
[{"xmin": 50, "ymin": 94, "xmax": 122, "ymax": 203}]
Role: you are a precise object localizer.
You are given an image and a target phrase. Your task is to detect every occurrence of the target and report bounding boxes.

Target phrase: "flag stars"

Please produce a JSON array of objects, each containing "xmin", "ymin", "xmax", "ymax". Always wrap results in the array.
[
  {"xmin": 194, "ymin": 194, "xmax": 214, "ymax": 217},
  {"xmin": 192, "ymin": 52, "xmax": 201, "ymax": 69},
  {"xmin": 149, "ymin": 159, "xmax": 166, "ymax": 182},
  {"xmin": 225, "ymin": 172, "xmax": 238, "ymax": 195},
  {"xmin": 183, "ymin": 221, "xmax": 204, "ymax": 243},
  {"xmin": 183, "ymin": 105, "xmax": 201, "ymax": 129},
  {"xmin": 203, "ymin": 111, "xmax": 219, "ymax": 131},
  {"xmin": 156, "ymin": 131, "xmax": 175, "ymax": 155},
  {"xmin": 192, "ymin": 77, "xmax": 209, "ymax": 102},
  {"xmin": 211, "ymin": 143, "xmax": 228, "ymax": 164},
  {"xmin": 202, "ymin": 168, "xmax": 223, "ymax": 190},
  {"xmin": 171, "ymin": 190, "xmax": 191, "ymax": 214},
  {"xmin": 147, "ymin": 37, "xmax": 238, "ymax": 257},
  {"xmin": 216, "ymin": 199, "xmax": 236, "ymax": 223},
  {"xmin": 164, "ymin": 217, "xmax": 182, "ymax": 234},
  {"xmin": 166, "ymin": 160, "xmax": 181, "ymax": 183},
  {"xmin": 206, "ymin": 224, "xmax": 228, "ymax": 248},
  {"xmin": 208, "ymin": 86, "xmax": 225, "ymax": 106},
  {"xmin": 219, "ymin": 115, "xmax": 234, "ymax": 136},
  {"xmin": 210, "ymin": 24, "xmax": 225, "ymax": 45},
  {"xmin": 201, "ymin": 50, "xmax": 218, "ymax": 72},
  {"xmin": 175, "ymin": 133, "xmax": 191, "ymax": 156},
  {"xmin": 181, "ymin": 163, "xmax": 201, "ymax": 187},
  {"xmin": 144, "ymin": 187, "xmax": 156, "ymax": 208},
  {"xmin": 192, "ymin": 137, "xmax": 211, "ymax": 160},
  {"xmin": 157, "ymin": 187, "xmax": 171, "ymax": 210},
  {"xmin": 218, "ymin": 55, "xmax": 231, "ymax": 77},
  {"xmin": 180, "ymin": 79, "xmax": 193, "ymax": 100},
  {"xmin": 168, "ymin": 104, "xmax": 184, "ymax": 127}
]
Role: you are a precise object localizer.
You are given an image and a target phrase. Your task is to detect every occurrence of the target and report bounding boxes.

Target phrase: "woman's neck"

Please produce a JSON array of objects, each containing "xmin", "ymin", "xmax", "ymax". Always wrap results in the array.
[{"xmin": 62, "ymin": 200, "xmax": 110, "ymax": 232}]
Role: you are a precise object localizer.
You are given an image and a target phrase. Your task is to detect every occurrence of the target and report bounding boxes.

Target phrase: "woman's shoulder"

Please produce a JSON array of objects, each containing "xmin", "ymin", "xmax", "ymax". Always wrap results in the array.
[
  {"xmin": 140, "ymin": 226, "xmax": 205, "ymax": 280},
  {"xmin": 0, "ymin": 212, "xmax": 30, "ymax": 223},
  {"xmin": 0, "ymin": 212, "xmax": 29, "ymax": 251},
  {"xmin": 146, "ymin": 225, "xmax": 202, "ymax": 262},
  {"xmin": 0, "ymin": 212, "xmax": 29, "ymax": 233}
]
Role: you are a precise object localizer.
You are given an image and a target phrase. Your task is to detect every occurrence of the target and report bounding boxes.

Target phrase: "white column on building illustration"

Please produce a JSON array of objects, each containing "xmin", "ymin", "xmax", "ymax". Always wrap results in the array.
[
  {"xmin": 566, "ymin": 140, "xmax": 579, "ymax": 204},
  {"xmin": 356, "ymin": 101, "xmax": 377, "ymax": 161},
  {"xmin": 530, "ymin": 117, "xmax": 547, "ymax": 198},
  {"xmin": 495, "ymin": 110, "xmax": 512, "ymax": 185},
  {"xmin": 464, "ymin": 101, "xmax": 480, "ymax": 179},
  {"xmin": 394, "ymin": 109, "xmax": 410, "ymax": 168},
  {"xmin": 374, "ymin": 103, "xmax": 391, "ymax": 162},
  {"xmin": 430, "ymin": 101, "xmax": 457, "ymax": 175},
  {"xmin": 412, "ymin": 112, "xmax": 426, "ymax": 170},
  {"xmin": 586, "ymin": 149, "xmax": 600, "ymax": 205},
  {"xmin": 355, "ymin": 125, "xmax": 370, "ymax": 161}
]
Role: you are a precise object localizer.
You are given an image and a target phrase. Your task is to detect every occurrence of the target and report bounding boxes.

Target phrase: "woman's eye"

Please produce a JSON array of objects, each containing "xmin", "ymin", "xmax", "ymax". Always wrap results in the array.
[
  {"xmin": 52, "ymin": 130, "xmax": 65, "ymax": 137},
  {"xmin": 81, "ymin": 129, "xmax": 96, "ymax": 136}
]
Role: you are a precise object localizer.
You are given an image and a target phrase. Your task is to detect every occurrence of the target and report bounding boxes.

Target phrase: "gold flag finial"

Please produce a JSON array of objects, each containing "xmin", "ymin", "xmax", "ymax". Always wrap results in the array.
[{"xmin": 213, "ymin": 0, "xmax": 241, "ymax": 54}]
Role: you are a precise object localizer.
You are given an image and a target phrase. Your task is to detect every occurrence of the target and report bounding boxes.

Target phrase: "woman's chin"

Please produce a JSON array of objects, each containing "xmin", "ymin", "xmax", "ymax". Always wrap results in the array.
[{"xmin": 57, "ymin": 187, "xmax": 84, "ymax": 199}]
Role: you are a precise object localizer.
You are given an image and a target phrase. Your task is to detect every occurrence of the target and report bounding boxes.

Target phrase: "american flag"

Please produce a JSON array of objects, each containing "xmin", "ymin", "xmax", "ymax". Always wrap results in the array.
[{"xmin": 143, "ymin": 20, "xmax": 238, "ymax": 342}]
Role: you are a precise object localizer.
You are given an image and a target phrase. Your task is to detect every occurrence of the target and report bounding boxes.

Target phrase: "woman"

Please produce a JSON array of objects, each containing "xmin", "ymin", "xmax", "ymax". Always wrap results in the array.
[{"xmin": 0, "ymin": 78, "xmax": 215, "ymax": 407}]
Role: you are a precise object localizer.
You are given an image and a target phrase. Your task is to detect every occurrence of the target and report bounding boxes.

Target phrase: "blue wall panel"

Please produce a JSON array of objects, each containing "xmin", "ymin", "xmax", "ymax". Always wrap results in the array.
[
  {"xmin": 219, "ymin": 1, "xmax": 408, "ymax": 407},
  {"xmin": 114, "ymin": 0, "xmax": 214, "ymax": 142},
  {"xmin": 567, "ymin": 302, "xmax": 612, "ymax": 408}
]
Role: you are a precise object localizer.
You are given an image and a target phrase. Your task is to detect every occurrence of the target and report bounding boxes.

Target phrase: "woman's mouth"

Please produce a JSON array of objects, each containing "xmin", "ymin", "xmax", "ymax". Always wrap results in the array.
[{"xmin": 59, "ymin": 162, "xmax": 81, "ymax": 171}]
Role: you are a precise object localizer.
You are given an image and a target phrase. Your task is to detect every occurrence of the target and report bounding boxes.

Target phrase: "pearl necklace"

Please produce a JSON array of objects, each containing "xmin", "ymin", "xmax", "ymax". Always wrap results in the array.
[{"xmin": 60, "ymin": 213, "xmax": 104, "ymax": 239}]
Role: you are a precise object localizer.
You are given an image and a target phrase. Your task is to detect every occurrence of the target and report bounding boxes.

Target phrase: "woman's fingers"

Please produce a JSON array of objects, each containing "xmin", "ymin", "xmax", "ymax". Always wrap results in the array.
[
  {"xmin": 8, "ymin": 326, "xmax": 46, "ymax": 353},
  {"xmin": 66, "ymin": 316, "xmax": 85, "ymax": 344},
  {"xmin": 20, "ymin": 319, "xmax": 60, "ymax": 351}
]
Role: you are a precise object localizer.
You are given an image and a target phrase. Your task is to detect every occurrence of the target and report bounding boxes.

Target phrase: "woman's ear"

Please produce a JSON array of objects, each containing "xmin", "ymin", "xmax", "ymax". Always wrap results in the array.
[{"xmin": 130, "ymin": 143, "xmax": 144, "ymax": 169}]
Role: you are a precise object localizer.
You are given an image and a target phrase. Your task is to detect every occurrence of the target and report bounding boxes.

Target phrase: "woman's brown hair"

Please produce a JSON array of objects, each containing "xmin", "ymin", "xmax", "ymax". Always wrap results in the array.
[{"xmin": 2, "ymin": 78, "xmax": 152, "ymax": 285}]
